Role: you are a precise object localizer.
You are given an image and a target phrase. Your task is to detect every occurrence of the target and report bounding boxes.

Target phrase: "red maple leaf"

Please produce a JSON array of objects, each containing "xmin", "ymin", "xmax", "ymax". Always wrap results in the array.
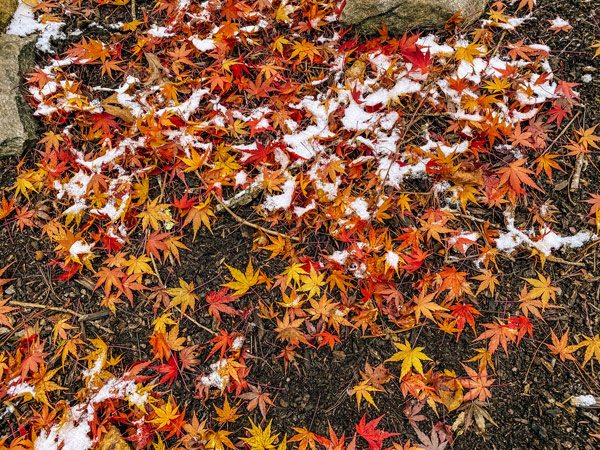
[
  {"xmin": 355, "ymin": 415, "xmax": 398, "ymax": 450},
  {"xmin": 400, "ymin": 247, "xmax": 429, "ymax": 272},
  {"xmin": 152, "ymin": 355, "xmax": 179, "ymax": 386},
  {"xmin": 402, "ymin": 47, "xmax": 431, "ymax": 74},
  {"xmin": 91, "ymin": 112, "xmax": 120, "ymax": 135},
  {"xmin": 206, "ymin": 288, "xmax": 239, "ymax": 322}
]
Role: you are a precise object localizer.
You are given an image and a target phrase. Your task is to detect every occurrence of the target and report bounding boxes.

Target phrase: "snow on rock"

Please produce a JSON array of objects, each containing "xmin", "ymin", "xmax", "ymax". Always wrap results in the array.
[{"xmin": 6, "ymin": 1, "xmax": 65, "ymax": 53}]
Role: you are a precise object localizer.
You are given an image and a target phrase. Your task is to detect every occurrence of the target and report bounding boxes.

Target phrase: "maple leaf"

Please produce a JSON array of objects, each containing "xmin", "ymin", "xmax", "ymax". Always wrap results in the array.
[
  {"xmin": 205, "ymin": 429, "xmax": 236, "ymax": 450},
  {"xmin": 449, "ymin": 303, "xmax": 481, "ymax": 340},
  {"xmin": 523, "ymin": 272, "xmax": 558, "ymax": 309},
  {"xmin": 206, "ymin": 329, "xmax": 232, "ymax": 360},
  {"xmin": 290, "ymin": 427, "xmax": 326, "ymax": 450},
  {"xmin": 548, "ymin": 17, "xmax": 572, "ymax": 33},
  {"xmin": 461, "ymin": 364, "xmax": 494, "ymax": 402},
  {"xmin": 242, "ymin": 419, "xmax": 279, "ymax": 450},
  {"xmin": 534, "ymin": 153, "xmax": 564, "ymax": 182},
  {"xmin": 575, "ymin": 334, "xmax": 600, "ymax": 367},
  {"xmin": 350, "ymin": 380, "xmax": 381, "ymax": 409},
  {"xmin": 275, "ymin": 313, "xmax": 309, "ymax": 346},
  {"xmin": 355, "ymin": 415, "xmax": 398, "ymax": 450},
  {"xmin": 454, "ymin": 42, "xmax": 485, "ymax": 64},
  {"xmin": 20, "ymin": 339, "xmax": 48, "ymax": 378},
  {"xmin": 290, "ymin": 39, "xmax": 321, "ymax": 63},
  {"xmin": 184, "ymin": 198, "xmax": 215, "ymax": 238},
  {"xmin": 214, "ymin": 396, "xmax": 241, "ymax": 423},
  {"xmin": 206, "ymin": 288, "xmax": 239, "ymax": 322},
  {"xmin": 181, "ymin": 149, "xmax": 210, "ymax": 172},
  {"xmin": 299, "ymin": 266, "xmax": 326, "ymax": 298},
  {"xmin": 136, "ymin": 197, "xmax": 171, "ymax": 231},
  {"xmin": 402, "ymin": 47, "xmax": 431, "ymax": 74},
  {"xmin": 400, "ymin": 247, "xmax": 429, "ymax": 272},
  {"xmin": 497, "ymin": 159, "xmax": 542, "ymax": 198},
  {"xmin": 239, "ymin": 384, "xmax": 275, "ymax": 419},
  {"xmin": 123, "ymin": 254, "xmax": 155, "ymax": 276},
  {"xmin": 246, "ymin": 74, "xmax": 273, "ymax": 99},
  {"xmin": 386, "ymin": 340, "xmax": 432, "ymax": 379},
  {"xmin": 414, "ymin": 427, "xmax": 449, "ymax": 450},
  {"xmin": 152, "ymin": 355, "xmax": 179, "ymax": 386},
  {"xmin": 39, "ymin": 131, "xmax": 63, "ymax": 152},
  {"xmin": 222, "ymin": 260, "xmax": 261, "ymax": 296},
  {"xmin": 547, "ymin": 329, "xmax": 577, "ymax": 362},
  {"xmin": 179, "ymin": 345, "xmax": 201, "ymax": 371},
  {"xmin": 150, "ymin": 397, "xmax": 184, "ymax": 437},
  {"xmin": 509, "ymin": 124, "xmax": 534, "ymax": 148},
  {"xmin": 473, "ymin": 270, "xmax": 499, "ymax": 297},
  {"xmin": 316, "ymin": 331, "xmax": 341, "ymax": 350},
  {"xmin": 167, "ymin": 278, "xmax": 199, "ymax": 316},
  {"xmin": 0, "ymin": 299, "xmax": 15, "ymax": 328},
  {"xmin": 412, "ymin": 290, "xmax": 447, "ymax": 323},
  {"xmin": 466, "ymin": 348, "xmax": 495, "ymax": 373},
  {"xmin": 517, "ymin": 0, "xmax": 536, "ymax": 12},
  {"xmin": 592, "ymin": 41, "xmax": 600, "ymax": 59},
  {"xmin": 575, "ymin": 125, "xmax": 600, "ymax": 150},
  {"xmin": 474, "ymin": 321, "xmax": 518, "ymax": 355}
]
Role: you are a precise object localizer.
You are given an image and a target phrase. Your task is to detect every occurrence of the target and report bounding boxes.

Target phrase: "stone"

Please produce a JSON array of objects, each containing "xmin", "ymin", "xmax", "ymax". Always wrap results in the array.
[
  {"xmin": 340, "ymin": 0, "xmax": 487, "ymax": 34},
  {"xmin": 0, "ymin": 0, "xmax": 18, "ymax": 33},
  {"xmin": 0, "ymin": 34, "xmax": 39, "ymax": 157}
]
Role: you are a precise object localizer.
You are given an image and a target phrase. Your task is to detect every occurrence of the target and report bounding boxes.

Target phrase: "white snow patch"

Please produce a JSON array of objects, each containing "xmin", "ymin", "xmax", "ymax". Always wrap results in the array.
[{"xmin": 263, "ymin": 177, "xmax": 295, "ymax": 211}]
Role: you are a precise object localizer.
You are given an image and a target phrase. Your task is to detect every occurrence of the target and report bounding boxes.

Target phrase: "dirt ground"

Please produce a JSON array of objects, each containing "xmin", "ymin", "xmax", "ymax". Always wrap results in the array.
[{"xmin": 1, "ymin": 0, "xmax": 600, "ymax": 449}]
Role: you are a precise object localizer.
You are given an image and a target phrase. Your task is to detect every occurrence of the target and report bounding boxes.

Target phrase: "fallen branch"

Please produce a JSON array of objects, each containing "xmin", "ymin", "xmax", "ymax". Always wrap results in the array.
[{"xmin": 8, "ymin": 300, "xmax": 113, "ymax": 334}]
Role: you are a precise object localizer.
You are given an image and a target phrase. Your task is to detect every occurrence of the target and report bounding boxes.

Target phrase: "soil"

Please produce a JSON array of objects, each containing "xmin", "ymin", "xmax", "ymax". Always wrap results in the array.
[{"xmin": 2, "ymin": 0, "xmax": 600, "ymax": 449}]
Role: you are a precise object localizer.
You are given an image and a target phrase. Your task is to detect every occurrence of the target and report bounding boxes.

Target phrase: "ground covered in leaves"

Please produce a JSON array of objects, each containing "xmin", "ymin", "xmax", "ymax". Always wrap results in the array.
[{"xmin": 1, "ymin": 0, "xmax": 600, "ymax": 449}]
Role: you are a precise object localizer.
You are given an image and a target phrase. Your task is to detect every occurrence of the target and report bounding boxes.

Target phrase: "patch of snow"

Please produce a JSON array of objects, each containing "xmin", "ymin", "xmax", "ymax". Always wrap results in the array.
[
  {"xmin": 6, "ymin": 1, "xmax": 65, "ymax": 53},
  {"xmin": 263, "ymin": 177, "xmax": 296, "ymax": 211}
]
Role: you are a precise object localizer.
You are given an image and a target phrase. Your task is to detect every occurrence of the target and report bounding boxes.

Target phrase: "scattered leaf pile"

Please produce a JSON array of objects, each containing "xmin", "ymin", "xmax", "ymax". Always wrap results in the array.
[{"xmin": 1, "ymin": 0, "xmax": 600, "ymax": 449}]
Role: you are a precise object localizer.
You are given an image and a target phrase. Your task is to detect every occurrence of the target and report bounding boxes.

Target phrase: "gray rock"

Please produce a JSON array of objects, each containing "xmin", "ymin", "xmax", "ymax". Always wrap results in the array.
[
  {"xmin": 0, "ymin": 0, "xmax": 18, "ymax": 33},
  {"xmin": 340, "ymin": 0, "xmax": 487, "ymax": 34},
  {"xmin": 0, "ymin": 34, "xmax": 39, "ymax": 157}
]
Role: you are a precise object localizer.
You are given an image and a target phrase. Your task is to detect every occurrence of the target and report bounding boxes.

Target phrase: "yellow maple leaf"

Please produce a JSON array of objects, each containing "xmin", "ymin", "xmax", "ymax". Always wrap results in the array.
[
  {"xmin": 523, "ymin": 272, "xmax": 558, "ymax": 309},
  {"xmin": 222, "ymin": 260, "xmax": 261, "ymax": 296},
  {"xmin": 350, "ymin": 380, "xmax": 381, "ymax": 409},
  {"xmin": 299, "ymin": 266, "xmax": 326, "ymax": 299},
  {"xmin": 575, "ymin": 334, "xmax": 600, "ymax": 367},
  {"xmin": 242, "ymin": 419, "xmax": 278, "ymax": 450},
  {"xmin": 454, "ymin": 42, "xmax": 486, "ymax": 64},
  {"xmin": 386, "ymin": 340, "xmax": 432, "ymax": 379},
  {"xmin": 167, "ymin": 278, "xmax": 198, "ymax": 315},
  {"xmin": 215, "ymin": 396, "xmax": 241, "ymax": 423}
]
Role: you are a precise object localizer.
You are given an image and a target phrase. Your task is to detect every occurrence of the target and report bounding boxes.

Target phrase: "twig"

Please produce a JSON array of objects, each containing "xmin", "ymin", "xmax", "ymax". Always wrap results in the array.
[
  {"xmin": 150, "ymin": 253, "xmax": 165, "ymax": 286},
  {"xmin": 131, "ymin": 0, "xmax": 136, "ymax": 20},
  {"xmin": 215, "ymin": 195, "xmax": 300, "ymax": 242},
  {"xmin": 192, "ymin": 169, "xmax": 299, "ymax": 242},
  {"xmin": 546, "ymin": 255, "xmax": 586, "ymax": 267},
  {"xmin": 8, "ymin": 301, "xmax": 113, "ymax": 334},
  {"xmin": 491, "ymin": 31, "xmax": 506, "ymax": 58},
  {"xmin": 546, "ymin": 111, "xmax": 581, "ymax": 153},
  {"xmin": 175, "ymin": 307, "xmax": 217, "ymax": 336}
]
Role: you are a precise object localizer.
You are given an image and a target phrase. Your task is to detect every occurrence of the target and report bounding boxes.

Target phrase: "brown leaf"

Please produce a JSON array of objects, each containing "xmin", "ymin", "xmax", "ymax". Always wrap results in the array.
[
  {"xmin": 448, "ymin": 168, "xmax": 484, "ymax": 186},
  {"xmin": 143, "ymin": 53, "xmax": 168, "ymax": 86},
  {"xmin": 100, "ymin": 92, "xmax": 136, "ymax": 124}
]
